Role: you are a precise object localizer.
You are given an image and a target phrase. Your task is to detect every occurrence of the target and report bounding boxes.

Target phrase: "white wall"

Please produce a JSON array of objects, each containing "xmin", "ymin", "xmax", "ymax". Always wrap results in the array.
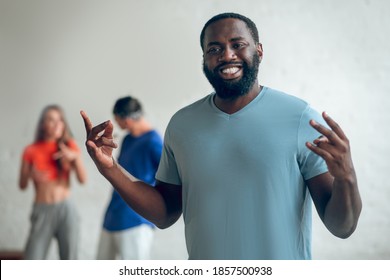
[{"xmin": 0, "ymin": 0, "xmax": 389, "ymax": 259}]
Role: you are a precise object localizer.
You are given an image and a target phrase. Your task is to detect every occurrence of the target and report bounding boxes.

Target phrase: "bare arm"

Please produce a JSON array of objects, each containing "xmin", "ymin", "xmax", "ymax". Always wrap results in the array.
[
  {"xmin": 19, "ymin": 160, "xmax": 31, "ymax": 190},
  {"xmin": 80, "ymin": 110, "xmax": 182, "ymax": 228},
  {"xmin": 72, "ymin": 155, "xmax": 87, "ymax": 184},
  {"xmin": 102, "ymin": 163, "xmax": 182, "ymax": 228},
  {"xmin": 306, "ymin": 112, "xmax": 362, "ymax": 238}
]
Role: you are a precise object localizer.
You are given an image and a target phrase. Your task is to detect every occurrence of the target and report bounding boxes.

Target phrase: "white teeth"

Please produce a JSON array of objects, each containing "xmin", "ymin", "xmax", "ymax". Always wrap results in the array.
[{"xmin": 221, "ymin": 67, "xmax": 239, "ymax": 74}]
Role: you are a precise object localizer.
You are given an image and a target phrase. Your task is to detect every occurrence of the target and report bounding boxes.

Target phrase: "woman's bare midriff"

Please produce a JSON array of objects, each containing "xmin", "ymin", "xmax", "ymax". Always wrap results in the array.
[{"xmin": 33, "ymin": 180, "xmax": 71, "ymax": 204}]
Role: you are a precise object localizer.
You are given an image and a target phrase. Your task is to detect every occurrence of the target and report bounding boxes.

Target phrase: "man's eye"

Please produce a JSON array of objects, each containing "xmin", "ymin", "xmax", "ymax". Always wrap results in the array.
[
  {"xmin": 207, "ymin": 47, "xmax": 221, "ymax": 54},
  {"xmin": 233, "ymin": 43, "xmax": 245, "ymax": 49}
]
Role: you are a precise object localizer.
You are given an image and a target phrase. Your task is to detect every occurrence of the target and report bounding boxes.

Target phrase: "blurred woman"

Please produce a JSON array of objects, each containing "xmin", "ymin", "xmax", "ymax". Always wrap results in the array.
[{"xmin": 19, "ymin": 105, "xmax": 86, "ymax": 259}]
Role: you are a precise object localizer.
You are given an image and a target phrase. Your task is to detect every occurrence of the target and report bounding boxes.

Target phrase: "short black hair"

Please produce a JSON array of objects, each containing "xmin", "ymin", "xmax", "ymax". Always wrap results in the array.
[
  {"xmin": 113, "ymin": 96, "xmax": 143, "ymax": 119},
  {"xmin": 200, "ymin": 12, "xmax": 259, "ymax": 51}
]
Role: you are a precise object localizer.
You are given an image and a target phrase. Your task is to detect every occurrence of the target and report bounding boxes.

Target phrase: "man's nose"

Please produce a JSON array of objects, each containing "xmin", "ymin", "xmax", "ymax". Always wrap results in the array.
[{"xmin": 218, "ymin": 47, "xmax": 237, "ymax": 62}]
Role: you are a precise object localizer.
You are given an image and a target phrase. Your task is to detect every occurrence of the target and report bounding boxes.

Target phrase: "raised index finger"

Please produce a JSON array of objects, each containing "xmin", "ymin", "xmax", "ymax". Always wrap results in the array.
[{"xmin": 80, "ymin": 110, "xmax": 93, "ymax": 137}]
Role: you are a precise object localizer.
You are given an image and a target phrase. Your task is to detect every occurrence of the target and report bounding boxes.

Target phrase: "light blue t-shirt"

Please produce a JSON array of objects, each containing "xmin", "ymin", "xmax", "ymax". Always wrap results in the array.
[{"xmin": 156, "ymin": 86, "xmax": 328, "ymax": 259}]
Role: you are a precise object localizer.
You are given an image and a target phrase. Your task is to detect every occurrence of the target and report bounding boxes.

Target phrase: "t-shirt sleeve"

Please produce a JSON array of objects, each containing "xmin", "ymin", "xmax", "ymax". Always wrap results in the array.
[
  {"xmin": 297, "ymin": 106, "xmax": 329, "ymax": 180},
  {"xmin": 155, "ymin": 126, "xmax": 182, "ymax": 185},
  {"xmin": 22, "ymin": 146, "xmax": 33, "ymax": 163}
]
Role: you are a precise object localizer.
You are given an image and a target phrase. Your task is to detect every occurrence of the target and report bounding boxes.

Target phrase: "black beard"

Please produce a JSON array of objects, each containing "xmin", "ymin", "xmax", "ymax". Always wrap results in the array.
[{"xmin": 203, "ymin": 53, "xmax": 260, "ymax": 100}]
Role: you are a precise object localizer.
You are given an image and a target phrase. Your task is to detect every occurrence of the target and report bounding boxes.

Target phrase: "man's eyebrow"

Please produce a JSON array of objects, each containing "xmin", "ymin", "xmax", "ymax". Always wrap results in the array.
[
  {"xmin": 230, "ymin": 36, "xmax": 246, "ymax": 42},
  {"xmin": 206, "ymin": 41, "xmax": 221, "ymax": 48},
  {"xmin": 206, "ymin": 37, "xmax": 247, "ymax": 48}
]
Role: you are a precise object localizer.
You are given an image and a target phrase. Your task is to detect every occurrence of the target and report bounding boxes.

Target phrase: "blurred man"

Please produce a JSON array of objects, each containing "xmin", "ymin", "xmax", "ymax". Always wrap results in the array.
[{"xmin": 96, "ymin": 96, "xmax": 162, "ymax": 259}]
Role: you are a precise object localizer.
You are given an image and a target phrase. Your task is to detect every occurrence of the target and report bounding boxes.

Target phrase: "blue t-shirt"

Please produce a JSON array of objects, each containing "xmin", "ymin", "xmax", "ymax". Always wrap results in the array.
[
  {"xmin": 156, "ymin": 87, "xmax": 329, "ymax": 259},
  {"xmin": 103, "ymin": 130, "xmax": 163, "ymax": 231}
]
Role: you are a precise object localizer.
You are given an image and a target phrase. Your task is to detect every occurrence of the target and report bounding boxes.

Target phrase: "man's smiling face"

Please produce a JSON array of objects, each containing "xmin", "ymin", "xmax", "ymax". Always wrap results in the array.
[{"xmin": 202, "ymin": 18, "xmax": 263, "ymax": 99}]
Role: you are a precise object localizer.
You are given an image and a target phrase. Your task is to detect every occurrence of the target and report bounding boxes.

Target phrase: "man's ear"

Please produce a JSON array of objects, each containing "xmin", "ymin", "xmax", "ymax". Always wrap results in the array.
[
  {"xmin": 257, "ymin": 43, "xmax": 263, "ymax": 62},
  {"xmin": 124, "ymin": 117, "xmax": 134, "ymax": 126}
]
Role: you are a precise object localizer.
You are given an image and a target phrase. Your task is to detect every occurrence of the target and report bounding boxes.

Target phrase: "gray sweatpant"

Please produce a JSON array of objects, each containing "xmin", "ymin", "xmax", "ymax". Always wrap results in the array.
[{"xmin": 24, "ymin": 199, "xmax": 79, "ymax": 260}]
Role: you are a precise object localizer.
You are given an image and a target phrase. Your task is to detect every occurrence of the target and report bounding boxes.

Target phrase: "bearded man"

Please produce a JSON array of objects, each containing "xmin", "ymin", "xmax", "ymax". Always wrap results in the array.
[{"xmin": 81, "ymin": 13, "xmax": 362, "ymax": 260}]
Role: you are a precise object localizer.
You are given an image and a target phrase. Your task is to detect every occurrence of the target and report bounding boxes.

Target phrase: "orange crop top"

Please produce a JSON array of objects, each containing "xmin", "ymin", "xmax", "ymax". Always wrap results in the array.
[{"xmin": 22, "ymin": 139, "xmax": 80, "ymax": 181}]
